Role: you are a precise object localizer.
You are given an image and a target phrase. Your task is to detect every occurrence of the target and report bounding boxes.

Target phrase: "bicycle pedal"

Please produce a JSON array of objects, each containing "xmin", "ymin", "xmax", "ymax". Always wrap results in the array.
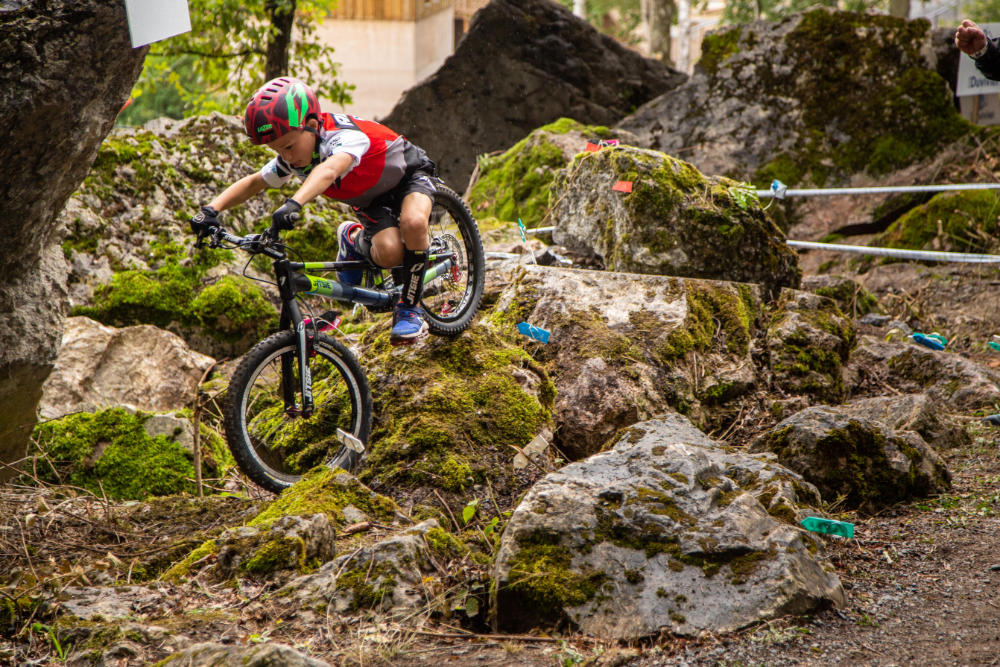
[{"xmin": 336, "ymin": 428, "xmax": 365, "ymax": 453}]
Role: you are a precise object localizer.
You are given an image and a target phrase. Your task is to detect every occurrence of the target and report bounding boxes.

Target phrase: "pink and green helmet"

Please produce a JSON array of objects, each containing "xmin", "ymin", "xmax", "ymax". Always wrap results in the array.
[{"xmin": 244, "ymin": 76, "xmax": 321, "ymax": 145}]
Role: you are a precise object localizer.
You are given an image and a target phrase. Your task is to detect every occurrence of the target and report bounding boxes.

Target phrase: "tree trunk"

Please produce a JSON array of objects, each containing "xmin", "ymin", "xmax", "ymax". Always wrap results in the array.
[
  {"xmin": 265, "ymin": 0, "xmax": 296, "ymax": 80},
  {"xmin": 642, "ymin": 0, "xmax": 675, "ymax": 63}
]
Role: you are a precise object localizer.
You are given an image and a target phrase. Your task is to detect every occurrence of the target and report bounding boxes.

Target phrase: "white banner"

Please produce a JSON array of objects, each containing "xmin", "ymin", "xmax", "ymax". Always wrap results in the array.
[
  {"xmin": 956, "ymin": 23, "xmax": 1000, "ymax": 97},
  {"xmin": 123, "ymin": 0, "xmax": 191, "ymax": 48}
]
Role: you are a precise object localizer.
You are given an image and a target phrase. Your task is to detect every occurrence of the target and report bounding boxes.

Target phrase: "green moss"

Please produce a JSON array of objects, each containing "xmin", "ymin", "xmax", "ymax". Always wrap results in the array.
[
  {"xmin": 28, "ymin": 408, "xmax": 211, "ymax": 500},
  {"xmin": 655, "ymin": 283, "xmax": 755, "ymax": 363},
  {"xmin": 189, "ymin": 274, "xmax": 279, "ymax": 343},
  {"xmin": 752, "ymin": 11, "xmax": 972, "ymax": 187},
  {"xmin": 467, "ymin": 118, "xmax": 614, "ymax": 226},
  {"xmin": 250, "ymin": 466, "xmax": 398, "ymax": 528},
  {"xmin": 504, "ymin": 531, "xmax": 607, "ymax": 611},
  {"xmin": 870, "ymin": 190, "xmax": 1000, "ymax": 257},
  {"xmin": 361, "ymin": 325, "xmax": 552, "ymax": 492},
  {"xmin": 240, "ymin": 536, "xmax": 317, "ymax": 575},
  {"xmin": 69, "ymin": 240, "xmax": 276, "ymax": 347},
  {"xmin": 425, "ymin": 526, "xmax": 471, "ymax": 560},
  {"xmin": 160, "ymin": 539, "xmax": 218, "ymax": 582},
  {"xmin": 698, "ymin": 26, "xmax": 743, "ymax": 75}
]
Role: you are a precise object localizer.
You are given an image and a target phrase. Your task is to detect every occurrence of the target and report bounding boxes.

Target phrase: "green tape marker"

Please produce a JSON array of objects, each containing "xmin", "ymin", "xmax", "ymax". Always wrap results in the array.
[{"xmin": 800, "ymin": 516, "xmax": 854, "ymax": 538}]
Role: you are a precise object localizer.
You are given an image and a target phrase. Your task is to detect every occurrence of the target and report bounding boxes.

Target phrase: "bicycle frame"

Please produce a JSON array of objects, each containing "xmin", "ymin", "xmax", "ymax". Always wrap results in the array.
[{"xmin": 270, "ymin": 251, "xmax": 458, "ymax": 417}]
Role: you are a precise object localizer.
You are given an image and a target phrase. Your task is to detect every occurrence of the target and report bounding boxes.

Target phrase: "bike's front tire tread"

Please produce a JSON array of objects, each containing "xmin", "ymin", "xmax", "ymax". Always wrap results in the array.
[{"xmin": 223, "ymin": 330, "xmax": 373, "ymax": 493}]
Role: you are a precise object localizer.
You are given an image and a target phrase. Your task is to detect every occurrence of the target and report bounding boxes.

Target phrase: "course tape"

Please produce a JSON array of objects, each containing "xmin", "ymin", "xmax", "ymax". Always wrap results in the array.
[
  {"xmin": 787, "ymin": 240, "xmax": 1000, "ymax": 263},
  {"xmin": 759, "ymin": 182, "xmax": 1000, "ymax": 198}
]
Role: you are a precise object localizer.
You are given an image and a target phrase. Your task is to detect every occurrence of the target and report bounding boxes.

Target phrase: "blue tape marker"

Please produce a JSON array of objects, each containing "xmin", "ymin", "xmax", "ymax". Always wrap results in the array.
[
  {"xmin": 517, "ymin": 322, "xmax": 550, "ymax": 343},
  {"xmin": 800, "ymin": 516, "xmax": 854, "ymax": 538},
  {"xmin": 517, "ymin": 218, "xmax": 528, "ymax": 244},
  {"xmin": 989, "ymin": 341, "xmax": 1000, "ymax": 352},
  {"xmin": 911, "ymin": 332, "xmax": 946, "ymax": 351}
]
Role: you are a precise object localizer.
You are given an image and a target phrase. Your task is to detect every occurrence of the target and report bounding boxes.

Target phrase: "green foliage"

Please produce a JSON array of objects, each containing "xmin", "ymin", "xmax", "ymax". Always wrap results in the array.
[
  {"xmin": 122, "ymin": 0, "xmax": 354, "ymax": 123},
  {"xmin": 29, "ymin": 408, "xmax": 203, "ymax": 500},
  {"xmin": 117, "ymin": 55, "xmax": 225, "ymax": 126},
  {"xmin": 557, "ymin": 0, "xmax": 642, "ymax": 45},
  {"xmin": 720, "ymin": 0, "xmax": 888, "ymax": 25}
]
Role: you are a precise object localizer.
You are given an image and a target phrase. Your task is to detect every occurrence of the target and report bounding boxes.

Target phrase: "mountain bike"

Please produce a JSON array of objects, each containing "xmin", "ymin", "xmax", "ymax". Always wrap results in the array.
[{"xmin": 197, "ymin": 184, "xmax": 485, "ymax": 493}]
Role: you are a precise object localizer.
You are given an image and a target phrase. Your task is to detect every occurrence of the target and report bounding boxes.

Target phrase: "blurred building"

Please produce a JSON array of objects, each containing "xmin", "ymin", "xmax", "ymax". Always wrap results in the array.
[{"xmin": 317, "ymin": 0, "xmax": 490, "ymax": 120}]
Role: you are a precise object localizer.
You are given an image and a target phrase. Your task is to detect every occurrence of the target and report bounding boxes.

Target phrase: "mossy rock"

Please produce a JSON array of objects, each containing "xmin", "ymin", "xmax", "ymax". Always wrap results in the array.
[
  {"xmin": 863, "ymin": 190, "xmax": 1000, "ymax": 265},
  {"xmin": 750, "ymin": 406, "xmax": 950, "ymax": 512},
  {"xmin": 767, "ymin": 288, "xmax": 855, "ymax": 403},
  {"xmin": 357, "ymin": 321, "xmax": 555, "ymax": 501},
  {"xmin": 490, "ymin": 265, "xmax": 765, "ymax": 456},
  {"xmin": 466, "ymin": 117, "xmax": 633, "ymax": 227},
  {"xmin": 249, "ymin": 466, "xmax": 399, "ymax": 529},
  {"xmin": 26, "ymin": 407, "xmax": 230, "ymax": 501},
  {"xmin": 549, "ymin": 145, "xmax": 800, "ymax": 300}
]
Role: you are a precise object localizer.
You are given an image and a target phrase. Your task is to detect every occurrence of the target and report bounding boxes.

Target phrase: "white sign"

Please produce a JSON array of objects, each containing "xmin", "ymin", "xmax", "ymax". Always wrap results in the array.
[
  {"xmin": 956, "ymin": 23, "xmax": 1000, "ymax": 97},
  {"xmin": 124, "ymin": 0, "xmax": 192, "ymax": 48}
]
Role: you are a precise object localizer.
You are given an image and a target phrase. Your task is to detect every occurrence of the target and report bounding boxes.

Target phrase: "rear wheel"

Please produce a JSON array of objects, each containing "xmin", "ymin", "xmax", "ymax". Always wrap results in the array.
[
  {"xmin": 420, "ymin": 185, "xmax": 486, "ymax": 336},
  {"xmin": 223, "ymin": 330, "xmax": 372, "ymax": 493}
]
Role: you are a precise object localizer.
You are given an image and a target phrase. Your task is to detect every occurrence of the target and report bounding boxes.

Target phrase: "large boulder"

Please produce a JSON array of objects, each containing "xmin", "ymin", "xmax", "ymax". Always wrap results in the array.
[
  {"xmin": 749, "ymin": 405, "xmax": 950, "ymax": 512},
  {"xmin": 381, "ymin": 0, "xmax": 685, "ymax": 188},
  {"xmin": 548, "ymin": 145, "xmax": 800, "ymax": 299},
  {"xmin": 490, "ymin": 265, "xmax": 766, "ymax": 459},
  {"xmin": 466, "ymin": 118, "xmax": 640, "ymax": 227},
  {"xmin": 38, "ymin": 317, "xmax": 215, "ymax": 420},
  {"xmin": 617, "ymin": 10, "xmax": 970, "ymax": 187},
  {"xmin": 0, "ymin": 0, "xmax": 147, "ymax": 479},
  {"xmin": 493, "ymin": 415, "xmax": 845, "ymax": 639}
]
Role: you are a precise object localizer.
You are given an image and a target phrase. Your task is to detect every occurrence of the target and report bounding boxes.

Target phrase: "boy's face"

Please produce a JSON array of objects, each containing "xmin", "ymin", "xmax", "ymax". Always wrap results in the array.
[{"xmin": 266, "ymin": 119, "xmax": 318, "ymax": 168}]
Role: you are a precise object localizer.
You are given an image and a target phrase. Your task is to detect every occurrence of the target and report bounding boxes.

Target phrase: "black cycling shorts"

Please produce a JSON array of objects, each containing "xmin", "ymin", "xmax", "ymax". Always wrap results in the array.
[{"xmin": 353, "ymin": 144, "xmax": 437, "ymax": 239}]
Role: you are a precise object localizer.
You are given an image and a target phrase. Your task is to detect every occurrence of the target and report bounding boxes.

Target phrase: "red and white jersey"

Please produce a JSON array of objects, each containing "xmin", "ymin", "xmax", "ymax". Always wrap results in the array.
[{"xmin": 259, "ymin": 112, "xmax": 416, "ymax": 207}]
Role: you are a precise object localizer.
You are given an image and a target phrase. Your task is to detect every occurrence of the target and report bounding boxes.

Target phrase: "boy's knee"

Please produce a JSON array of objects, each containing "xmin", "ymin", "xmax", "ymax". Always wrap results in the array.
[{"xmin": 398, "ymin": 214, "xmax": 429, "ymax": 236}]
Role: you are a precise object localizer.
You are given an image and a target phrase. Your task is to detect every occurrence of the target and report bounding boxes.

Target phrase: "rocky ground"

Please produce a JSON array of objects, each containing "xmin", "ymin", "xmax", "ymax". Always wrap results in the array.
[{"xmin": 4, "ymin": 241, "xmax": 1000, "ymax": 666}]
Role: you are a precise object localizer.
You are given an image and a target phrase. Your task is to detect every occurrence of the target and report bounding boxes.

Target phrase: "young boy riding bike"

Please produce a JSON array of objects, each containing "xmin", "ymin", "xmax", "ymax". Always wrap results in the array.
[{"xmin": 189, "ymin": 76, "xmax": 437, "ymax": 345}]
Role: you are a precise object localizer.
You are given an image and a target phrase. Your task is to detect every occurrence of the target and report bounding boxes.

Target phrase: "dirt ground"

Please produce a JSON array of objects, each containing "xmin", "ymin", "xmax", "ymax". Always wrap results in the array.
[{"xmin": 4, "ymin": 241, "xmax": 1000, "ymax": 666}]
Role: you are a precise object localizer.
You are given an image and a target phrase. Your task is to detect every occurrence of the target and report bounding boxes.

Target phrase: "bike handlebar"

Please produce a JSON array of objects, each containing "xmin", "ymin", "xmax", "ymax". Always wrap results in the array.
[{"xmin": 197, "ymin": 225, "xmax": 286, "ymax": 260}]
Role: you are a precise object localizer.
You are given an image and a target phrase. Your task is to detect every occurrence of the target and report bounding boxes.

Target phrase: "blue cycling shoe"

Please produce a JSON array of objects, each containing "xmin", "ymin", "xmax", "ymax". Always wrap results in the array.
[
  {"xmin": 390, "ymin": 304, "xmax": 428, "ymax": 345},
  {"xmin": 337, "ymin": 221, "xmax": 365, "ymax": 287}
]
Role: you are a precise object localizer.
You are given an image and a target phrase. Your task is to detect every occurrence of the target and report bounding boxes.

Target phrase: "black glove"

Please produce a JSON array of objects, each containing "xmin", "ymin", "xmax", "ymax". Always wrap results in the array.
[
  {"xmin": 268, "ymin": 199, "xmax": 302, "ymax": 240},
  {"xmin": 190, "ymin": 205, "xmax": 219, "ymax": 236}
]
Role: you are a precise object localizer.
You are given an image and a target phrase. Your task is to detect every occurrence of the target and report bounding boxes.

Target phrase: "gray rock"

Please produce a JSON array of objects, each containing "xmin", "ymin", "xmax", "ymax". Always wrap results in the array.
[
  {"xmin": 616, "ymin": 12, "xmax": 965, "ymax": 187},
  {"xmin": 279, "ymin": 519, "xmax": 440, "ymax": 617},
  {"xmin": 766, "ymin": 289, "xmax": 855, "ymax": 404},
  {"xmin": 158, "ymin": 642, "xmax": 332, "ymax": 667},
  {"xmin": 491, "ymin": 265, "xmax": 766, "ymax": 458},
  {"xmin": 38, "ymin": 317, "xmax": 216, "ymax": 420},
  {"xmin": 0, "ymin": 0, "xmax": 147, "ymax": 478},
  {"xmin": 843, "ymin": 393, "xmax": 970, "ymax": 451},
  {"xmin": 846, "ymin": 334, "xmax": 1000, "ymax": 410},
  {"xmin": 749, "ymin": 405, "xmax": 950, "ymax": 511},
  {"xmin": 493, "ymin": 414, "xmax": 845, "ymax": 639},
  {"xmin": 382, "ymin": 0, "xmax": 684, "ymax": 187}
]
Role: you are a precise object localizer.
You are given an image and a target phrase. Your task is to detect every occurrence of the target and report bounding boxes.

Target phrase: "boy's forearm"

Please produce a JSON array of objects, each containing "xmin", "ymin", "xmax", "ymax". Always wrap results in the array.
[
  {"xmin": 976, "ymin": 37, "xmax": 1000, "ymax": 81},
  {"xmin": 209, "ymin": 173, "xmax": 267, "ymax": 211},
  {"xmin": 290, "ymin": 153, "xmax": 355, "ymax": 205}
]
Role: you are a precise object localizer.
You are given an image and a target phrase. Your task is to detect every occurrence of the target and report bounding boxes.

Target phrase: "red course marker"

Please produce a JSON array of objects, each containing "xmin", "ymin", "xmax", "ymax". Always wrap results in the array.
[
  {"xmin": 585, "ymin": 142, "xmax": 601, "ymax": 152},
  {"xmin": 612, "ymin": 180, "xmax": 633, "ymax": 193}
]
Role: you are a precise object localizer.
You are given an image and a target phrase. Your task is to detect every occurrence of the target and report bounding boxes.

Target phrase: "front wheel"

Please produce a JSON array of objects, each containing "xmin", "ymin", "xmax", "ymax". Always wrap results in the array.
[
  {"xmin": 223, "ymin": 330, "xmax": 373, "ymax": 493},
  {"xmin": 421, "ymin": 185, "xmax": 486, "ymax": 336}
]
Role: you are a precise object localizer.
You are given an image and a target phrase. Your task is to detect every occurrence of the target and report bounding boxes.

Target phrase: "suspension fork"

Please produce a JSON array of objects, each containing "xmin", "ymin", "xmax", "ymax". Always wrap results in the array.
[{"xmin": 276, "ymin": 261, "xmax": 314, "ymax": 418}]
